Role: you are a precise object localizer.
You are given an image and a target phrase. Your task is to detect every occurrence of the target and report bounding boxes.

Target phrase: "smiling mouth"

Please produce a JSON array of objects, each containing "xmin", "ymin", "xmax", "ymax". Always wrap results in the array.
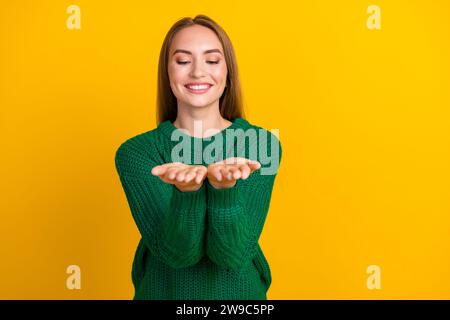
[{"xmin": 184, "ymin": 84, "xmax": 213, "ymax": 94}]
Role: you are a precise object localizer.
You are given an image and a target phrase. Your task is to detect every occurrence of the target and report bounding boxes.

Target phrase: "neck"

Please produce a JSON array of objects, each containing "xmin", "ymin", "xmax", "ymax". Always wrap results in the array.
[{"xmin": 173, "ymin": 102, "xmax": 232, "ymax": 138}]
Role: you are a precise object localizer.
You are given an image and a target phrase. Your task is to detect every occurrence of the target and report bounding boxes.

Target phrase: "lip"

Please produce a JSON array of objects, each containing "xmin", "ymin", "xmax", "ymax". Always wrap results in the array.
[{"xmin": 184, "ymin": 82, "xmax": 213, "ymax": 94}]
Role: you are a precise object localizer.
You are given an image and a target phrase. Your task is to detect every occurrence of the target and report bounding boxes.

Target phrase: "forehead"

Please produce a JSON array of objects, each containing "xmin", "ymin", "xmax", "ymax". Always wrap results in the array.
[{"xmin": 170, "ymin": 25, "xmax": 223, "ymax": 53}]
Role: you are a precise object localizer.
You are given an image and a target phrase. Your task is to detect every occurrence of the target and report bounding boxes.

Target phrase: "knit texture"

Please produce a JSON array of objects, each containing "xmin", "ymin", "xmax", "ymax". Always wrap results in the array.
[{"xmin": 114, "ymin": 117, "xmax": 282, "ymax": 300}]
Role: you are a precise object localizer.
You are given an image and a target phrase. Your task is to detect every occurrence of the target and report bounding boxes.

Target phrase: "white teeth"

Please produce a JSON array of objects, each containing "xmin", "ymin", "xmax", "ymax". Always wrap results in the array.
[{"xmin": 187, "ymin": 85, "xmax": 210, "ymax": 90}]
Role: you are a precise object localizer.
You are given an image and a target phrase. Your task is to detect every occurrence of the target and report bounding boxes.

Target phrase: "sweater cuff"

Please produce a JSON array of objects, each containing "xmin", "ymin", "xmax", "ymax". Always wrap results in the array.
[
  {"xmin": 171, "ymin": 182, "xmax": 206, "ymax": 213},
  {"xmin": 205, "ymin": 179, "xmax": 242, "ymax": 210}
]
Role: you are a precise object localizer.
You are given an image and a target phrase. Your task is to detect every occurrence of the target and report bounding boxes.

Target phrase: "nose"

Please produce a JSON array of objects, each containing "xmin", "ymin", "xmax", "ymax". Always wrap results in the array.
[{"xmin": 189, "ymin": 58, "xmax": 206, "ymax": 78}]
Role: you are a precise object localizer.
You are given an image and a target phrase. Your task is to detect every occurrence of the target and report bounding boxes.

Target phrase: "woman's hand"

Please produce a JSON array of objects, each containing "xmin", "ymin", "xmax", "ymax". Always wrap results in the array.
[
  {"xmin": 151, "ymin": 162, "xmax": 207, "ymax": 192},
  {"xmin": 206, "ymin": 157, "xmax": 261, "ymax": 189}
]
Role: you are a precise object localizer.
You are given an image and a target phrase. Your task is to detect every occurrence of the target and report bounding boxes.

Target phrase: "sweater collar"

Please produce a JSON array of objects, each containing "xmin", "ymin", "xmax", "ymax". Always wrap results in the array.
[{"xmin": 158, "ymin": 117, "xmax": 250, "ymax": 141}]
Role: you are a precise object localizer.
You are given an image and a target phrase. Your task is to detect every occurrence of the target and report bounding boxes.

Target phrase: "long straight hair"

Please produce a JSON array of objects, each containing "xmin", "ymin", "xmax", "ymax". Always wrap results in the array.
[{"xmin": 156, "ymin": 14, "xmax": 245, "ymax": 125}]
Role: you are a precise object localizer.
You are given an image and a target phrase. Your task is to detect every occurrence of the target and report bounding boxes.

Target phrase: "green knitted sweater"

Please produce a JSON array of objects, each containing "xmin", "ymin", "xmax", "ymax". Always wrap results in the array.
[{"xmin": 114, "ymin": 117, "xmax": 282, "ymax": 300}]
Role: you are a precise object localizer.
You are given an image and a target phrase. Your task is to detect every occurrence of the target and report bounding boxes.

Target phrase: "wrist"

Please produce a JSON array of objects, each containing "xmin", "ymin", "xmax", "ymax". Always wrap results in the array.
[
  {"xmin": 207, "ymin": 178, "xmax": 236, "ymax": 190},
  {"xmin": 174, "ymin": 183, "xmax": 204, "ymax": 192}
]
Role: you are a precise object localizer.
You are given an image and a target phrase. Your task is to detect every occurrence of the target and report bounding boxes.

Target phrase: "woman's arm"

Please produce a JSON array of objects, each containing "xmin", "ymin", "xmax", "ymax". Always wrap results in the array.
[
  {"xmin": 205, "ymin": 133, "xmax": 282, "ymax": 271},
  {"xmin": 115, "ymin": 138, "xmax": 207, "ymax": 269}
]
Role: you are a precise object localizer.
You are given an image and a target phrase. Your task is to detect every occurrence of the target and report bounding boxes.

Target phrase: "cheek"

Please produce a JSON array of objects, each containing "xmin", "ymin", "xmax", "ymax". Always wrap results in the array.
[
  {"xmin": 168, "ymin": 64, "xmax": 187, "ymax": 84},
  {"xmin": 213, "ymin": 66, "xmax": 228, "ymax": 84}
]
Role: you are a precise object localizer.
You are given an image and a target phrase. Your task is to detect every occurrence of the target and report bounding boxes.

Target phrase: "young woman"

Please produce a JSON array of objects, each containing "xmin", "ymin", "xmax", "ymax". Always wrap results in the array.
[{"xmin": 115, "ymin": 14, "xmax": 282, "ymax": 300}]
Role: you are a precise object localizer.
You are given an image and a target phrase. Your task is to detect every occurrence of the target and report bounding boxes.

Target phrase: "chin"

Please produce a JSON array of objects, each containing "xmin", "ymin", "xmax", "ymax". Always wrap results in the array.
[
  {"xmin": 186, "ymin": 98, "xmax": 217, "ymax": 108},
  {"xmin": 189, "ymin": 102, "xmax": 214, "ymax": 108}
]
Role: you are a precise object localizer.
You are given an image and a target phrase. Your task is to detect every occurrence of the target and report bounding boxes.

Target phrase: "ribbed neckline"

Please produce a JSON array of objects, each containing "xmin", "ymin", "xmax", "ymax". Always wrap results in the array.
[{"xmin": 158, "ymin": 117, "xmax": 250, "ymax": 142}]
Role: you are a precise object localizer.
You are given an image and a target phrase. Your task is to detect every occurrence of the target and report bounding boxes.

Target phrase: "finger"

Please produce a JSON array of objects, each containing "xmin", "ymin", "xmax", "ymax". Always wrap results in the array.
[
  {"xmin": 235, "ymin": 157, "xmax": 248, "ymax": 165},
  {"xmin": 153, "ymin": 162, "xmax": 185, "ymax": 176},
  {"xmin": 197, "ymin": 165, "xmax": 208, "ymax": 177},
  {"xmin": 247, "ymin": 160, "xmax": 261, "ymax": 171},
  {"xmin": 165, "ymin": 166, "xmax": 180, "ymax": 180},
  {"xmin": 224, "ymin": 157, "xmax": 247, "ymax": 165},
  {"xmin": 151, "ymin": 165, "xmax": 162, "ymax": 175},
  {"xmin": 175, "ymin": 168, "xmax": 189, "ymax": 182},
  {"xmin": 195, "ymin": 169, "xmax": 207, "ymax": 184},
  {"xmin": 184, "ymin": 167, "xmax": 198, "ymax": 183},
  {"xmin": 221, "ymin": 166, "xmax": 232, "ymax": 181},
  {"xmin": 239, "ymin": 164, "xmax": 251, "ymax": 179},
  {"xmin": 210, "ymin": 166, "xmax": 222, "ymax": 181},
  {"xmin": 151, "ymin": 165, "xmax": 169, "ymax": 176},
  {"xmin": 229, "ymin": 166, "xmax": 241, "ymax": 180}
]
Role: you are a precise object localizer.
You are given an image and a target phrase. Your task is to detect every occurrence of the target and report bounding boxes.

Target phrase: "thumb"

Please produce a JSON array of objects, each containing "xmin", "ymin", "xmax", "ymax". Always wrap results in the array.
[{"xmin": 151, "ymin": 165, "xmax": 163, "ymax": 175}]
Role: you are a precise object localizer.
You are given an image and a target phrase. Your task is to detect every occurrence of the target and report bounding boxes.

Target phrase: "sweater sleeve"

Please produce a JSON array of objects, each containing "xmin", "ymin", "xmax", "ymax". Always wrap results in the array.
[
  {"xmin": 114, "ymin": 138, "xmax": 207, "ymax": 269},
  {"xmin": 205, "ymin": 131, "xmax": 282, "ymax": 270}
]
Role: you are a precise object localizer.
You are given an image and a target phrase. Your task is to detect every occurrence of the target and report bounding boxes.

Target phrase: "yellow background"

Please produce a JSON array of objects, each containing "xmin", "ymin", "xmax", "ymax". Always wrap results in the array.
[{"xmin": 1, "ymin": 0, "xmax": 449, "ymax": 299}]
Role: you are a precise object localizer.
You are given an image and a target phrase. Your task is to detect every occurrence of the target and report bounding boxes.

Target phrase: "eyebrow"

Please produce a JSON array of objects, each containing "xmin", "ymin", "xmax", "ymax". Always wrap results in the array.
[{"xmin": 172, "ymin": 49, "xmax": 223, "ymax": 56}]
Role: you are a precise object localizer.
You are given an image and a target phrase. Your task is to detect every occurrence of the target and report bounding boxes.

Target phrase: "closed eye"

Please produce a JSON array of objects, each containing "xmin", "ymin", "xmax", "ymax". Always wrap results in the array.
[{"xmin": 176, "ymin": 61, "xmax": 220, "ymax": 65}]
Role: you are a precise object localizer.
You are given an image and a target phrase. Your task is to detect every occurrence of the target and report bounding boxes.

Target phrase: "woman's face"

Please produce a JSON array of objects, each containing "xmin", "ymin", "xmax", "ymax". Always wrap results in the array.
[{"xmin": 168, "ymin": 25, "xmax": 228, "ymax": 110}]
